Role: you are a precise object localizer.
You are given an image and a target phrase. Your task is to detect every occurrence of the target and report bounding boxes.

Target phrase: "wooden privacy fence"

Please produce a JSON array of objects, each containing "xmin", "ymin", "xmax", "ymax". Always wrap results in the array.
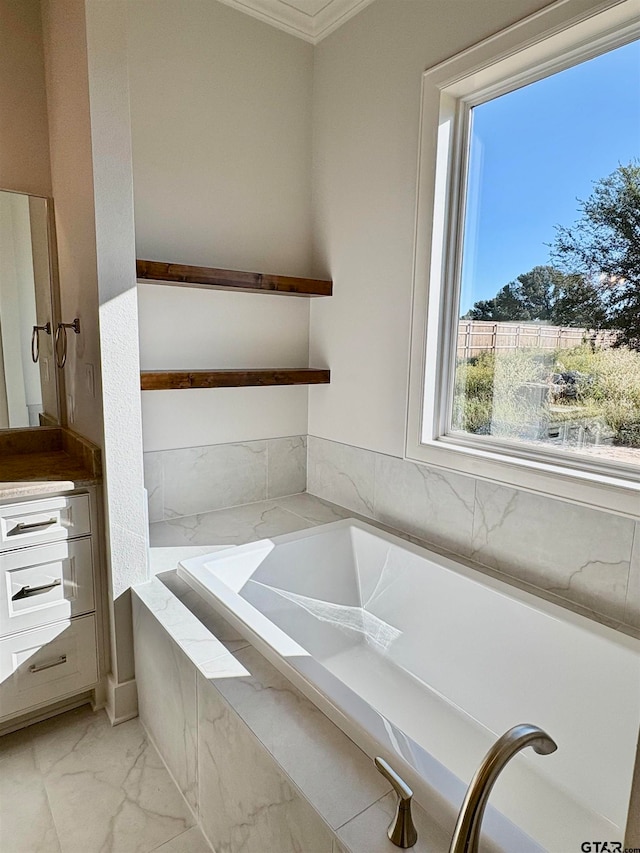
[{"xmin": 456, "ymin": 321, "xmax": 616, "ymax": 359}]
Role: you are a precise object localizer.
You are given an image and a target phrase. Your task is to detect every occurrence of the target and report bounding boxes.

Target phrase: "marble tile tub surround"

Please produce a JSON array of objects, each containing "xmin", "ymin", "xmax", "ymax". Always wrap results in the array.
[
  {"xmin": 0, "ymin": 703, "xmax": 207, "ymax": 853},
  {"xmin": 133, "ymin": 577, "xmax": 451, "ymax": 853},
  {"xmin": 307, "ymin": 435, "xmax": 640, "ymax": 631},
  {"xmin": 144, "ymin": 435, "xmax": 306, "ymax": 522},
  {"xmin": 148, "ymin": 493, "xmax": 345, "ymax": 550}
]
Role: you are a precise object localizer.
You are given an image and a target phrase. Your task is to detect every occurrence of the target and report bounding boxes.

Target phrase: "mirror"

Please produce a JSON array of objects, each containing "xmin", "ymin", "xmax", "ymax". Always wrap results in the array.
[{"xmin": 0, "ymin": 189, "xmax": 59, "ymax": 428}]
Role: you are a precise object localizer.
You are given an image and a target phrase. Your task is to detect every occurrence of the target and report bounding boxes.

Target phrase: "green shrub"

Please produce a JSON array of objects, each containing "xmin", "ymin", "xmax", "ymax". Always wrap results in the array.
[
  {"xmin": 453, "ymin": 352, "xmax": 494, "ymax": 433},
  {"xmin": 453, "ymin": 343, "xmax": 640, "ymax": 447},
  {"xmin": 554, "ymin": 345, "xmax": 640, "ymax": 444}
]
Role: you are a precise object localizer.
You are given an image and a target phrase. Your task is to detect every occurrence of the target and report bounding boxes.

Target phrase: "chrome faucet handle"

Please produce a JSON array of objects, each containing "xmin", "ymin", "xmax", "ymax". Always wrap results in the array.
[
  {"xmin": 450, "ymin": 723, "xmax": 557, "ymax": 853},
  {"xmin": 374, "ymin": 756, "xmax": 418, "ymax": 848}
]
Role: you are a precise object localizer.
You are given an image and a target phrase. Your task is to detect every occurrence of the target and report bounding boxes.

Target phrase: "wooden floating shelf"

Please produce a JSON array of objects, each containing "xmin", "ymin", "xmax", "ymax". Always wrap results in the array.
[
  {"xmin": 141, "ymin": 368, "xmax": 331, "ymax": 391},
  {"xmin": 137, "ymin": 259, "xmax": 332, "ymax": 297}
]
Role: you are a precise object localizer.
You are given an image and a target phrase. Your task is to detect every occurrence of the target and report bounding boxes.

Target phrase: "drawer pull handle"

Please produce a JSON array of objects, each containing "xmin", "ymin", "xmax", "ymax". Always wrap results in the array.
[
  {"xmin": 12, "ymin": 578, "xmax": 62, "ymax": 601},
  {"xmin": 29, "ymin": 654, "xmax": 67, "ymax": 673},
  {"xmin": 13, "ymin": 518, "xmax": 58, "ymax": 533}
]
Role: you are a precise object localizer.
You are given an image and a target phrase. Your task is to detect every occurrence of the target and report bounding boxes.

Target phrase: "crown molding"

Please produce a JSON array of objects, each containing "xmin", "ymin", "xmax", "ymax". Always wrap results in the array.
[{"xmin": 214, "ymin": 0, "xmax": 376, "ymax": 43}]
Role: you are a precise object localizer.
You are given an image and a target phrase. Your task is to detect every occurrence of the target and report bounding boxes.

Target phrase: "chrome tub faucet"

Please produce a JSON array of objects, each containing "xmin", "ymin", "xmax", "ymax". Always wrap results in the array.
[{"xmin": 375, "ymin": 723, "xmax": 557, "ymax": 851}]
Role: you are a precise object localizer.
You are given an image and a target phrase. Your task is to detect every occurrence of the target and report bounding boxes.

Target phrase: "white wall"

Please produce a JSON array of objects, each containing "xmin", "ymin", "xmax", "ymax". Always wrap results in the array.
[
  {"xmin": 139, "ymin": 284, "xmax": 310, "ymax": 451},
  {"xmin": 0, "ymin": 0, "xmax": 51, "ymax": 197},
  {"xmin": 41, "ymin": 0, "xmax": 104, "ymax": 447},
  {"xmin": 84, "ymin": 0, "xmax": 148, "ymax": 706},
  {"xmin": 42, "ymin": 0, "xmax": 148, "ymax": 723},
  {"xmin": 126, "ymin": 0, "xmax": 315, "ymax": 451},
  {"xmin": 308, "ymin": 0, "xmax": 573, "ymax": 457}
]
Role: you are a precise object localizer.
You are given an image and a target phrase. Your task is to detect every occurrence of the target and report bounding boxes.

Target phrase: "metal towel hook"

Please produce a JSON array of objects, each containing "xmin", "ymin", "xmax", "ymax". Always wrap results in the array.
[
  {"xmin": 55, "ymin": 318, "xmax": 81, "ymax": 368},
  {"xmin": 31, "ymin": 321, "xmax": 51, "ymax": 363}
]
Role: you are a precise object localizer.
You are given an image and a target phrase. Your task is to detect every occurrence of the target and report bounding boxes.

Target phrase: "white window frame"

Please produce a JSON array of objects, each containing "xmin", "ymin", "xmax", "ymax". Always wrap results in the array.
[{"xmin": 406, "ymin": 0, "xmax": 640, "ymax": 518}]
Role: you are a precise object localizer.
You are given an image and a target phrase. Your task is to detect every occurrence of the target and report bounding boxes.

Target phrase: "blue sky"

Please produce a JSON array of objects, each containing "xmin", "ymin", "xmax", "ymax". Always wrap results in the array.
[{"xmin": 459, "ymin": 37, "xmax": 640, "ymax": 314}]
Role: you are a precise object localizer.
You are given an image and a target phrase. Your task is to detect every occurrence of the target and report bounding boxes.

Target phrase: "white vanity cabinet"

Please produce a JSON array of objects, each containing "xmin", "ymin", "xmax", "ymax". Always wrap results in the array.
[{"xmin": 0, "ymin": 490, "xmax": 103, "ymax": 725}]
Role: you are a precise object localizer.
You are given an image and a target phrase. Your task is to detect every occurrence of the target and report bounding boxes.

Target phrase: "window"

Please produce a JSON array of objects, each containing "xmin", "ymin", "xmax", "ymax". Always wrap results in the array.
[{"xmin": 407, "ymin": 0, "xmax": 640, "ymax": 514}]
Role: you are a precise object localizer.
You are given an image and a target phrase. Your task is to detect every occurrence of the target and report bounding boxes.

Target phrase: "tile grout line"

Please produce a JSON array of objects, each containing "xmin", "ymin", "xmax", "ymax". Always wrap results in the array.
[
  {"xmin": 156, "ymin": 489, "xmax": 311, "ymax": 525},
  {"xmin": 31, "ymin": 711, "xmax": 98, "ymax": 853},
  {"xmin": 160, "ymin": 451, "xmax": 166, "ymax": 524},
  {"xmin": 271, "ymin": 505, "xmax": 321, "ymax": 528},
  {"xmin": 333, "ymin": 789, "xmax": 393, "ymax": 833},
  {"xmin": 624, "ymin": 521, "xmax": 638, "ymax": 623},
  {"xmin": 28, "ymin": 718, "xmax": 67, "ymax": 853},
  {"xmin": 6, "ymin": 728, "xmax": 65, "ymax": 853},
  {"xmin": 152, "ymin": 436, "xmax": 308, "ymax": 520},
  {"xmin": 265, "ymin": 438, "xmax": 270, "ymax": 502},
  {"xmin": 136, "ymin": 715, "xmax": 204, "ymax": 852},
  {"xmin": 149, "ymin": 827, "xmax": 207, "ymax": 853}
]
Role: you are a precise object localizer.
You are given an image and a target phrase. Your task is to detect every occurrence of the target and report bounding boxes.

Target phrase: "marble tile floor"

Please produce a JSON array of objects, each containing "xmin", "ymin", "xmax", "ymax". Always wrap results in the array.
[{"xmin": 0, "ymin": 704, "xmax": 213, "ymax": 853}]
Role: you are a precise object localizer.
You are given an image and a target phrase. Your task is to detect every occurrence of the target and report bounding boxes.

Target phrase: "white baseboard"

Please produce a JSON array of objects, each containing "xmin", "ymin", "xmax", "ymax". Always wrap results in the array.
[
  {"xmin": 91, "ymin": 678, "xmax": 107, "ymax": 711},
  {"xmin": 105, "ymin": 673, "xmax": 138, "ymax": 726}
]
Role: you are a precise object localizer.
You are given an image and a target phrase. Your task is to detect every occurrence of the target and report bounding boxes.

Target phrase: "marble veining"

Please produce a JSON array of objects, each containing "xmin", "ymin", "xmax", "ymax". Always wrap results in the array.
[
  {"xmin": 0, "ymin": 705, "xmax": 197, "ymax": 853},
  {"xmin": 143, "ymin": 435, "xmax": 308, "ymax": 522},
  {"xmin": 144, "ymin": 452, "xmax": 164, "ymax": 524},
  {"xmin": 133, "ymin": 598, "xmax": 199, "ymax": 812},
  {"xmin": 149, "ymin": 489, "xmax": 640, "ymax": 636},
  {"xmin": 0, "ymin": 728, "xmax": 60, "ymax": 853},
  {"xmin": 197, "ymin": 670, "xmax": 334, "ymax": 853},
  {"xmin": 307, "ymin": 436, "xmax": 376, "ymax": 515},
  {"xmin": 133, "ymin": 576, "xmax": 237, "ymax": 671},
  {"xmin": 33, "ymin": 708, "xmax": 195, "ymax": 853},
  {"xmin": 373, "ymin": 454, "xmax": 475, "ymax": 555},
  {"xmin": 205, "ymin": 644, "xmax": 391, "ymax": 830},
  {"xmin": 306, "ymin": 436, "xmax": 640, "ymax": 632},
  {"xmin": 137, "ymin": 503, "xmax": 640, "ymax": 853},
  {"xmin": 470, "ymin": 481, "xmax": 634, "ymax": 621},
  {"xmin": 149, "ymin": 499, "xmax": 315, "ymax": 548},
  {"xmin": 162, "ymin": 441, "xmax": 268, "ymax": 519},
  {"xmin": 132, "ymin": 575, "xmax": 401, "ymax": 853},
  {"xmin": 148, "ymin": 430, "xmax": 638, "ymax": 632},
  {"xmin": 275, "ymin": 492, "xmax": 351, "ymax": 525},
  {"xmin": 175, "ymin": 589, "xmax": 252, "ymax": 653},
  {"xmin": 626, "ymin": 522, "xmax": 640, "ymax": 629},
  {"xmin": 267, "ymin": 435, "xmax": 307, "ymax": 499}
]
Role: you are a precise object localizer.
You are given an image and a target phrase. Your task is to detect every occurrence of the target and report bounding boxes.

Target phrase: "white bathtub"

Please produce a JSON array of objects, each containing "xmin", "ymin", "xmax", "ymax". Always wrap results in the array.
[{"xmin": 178, "ymin": 519, "xmax": 640, "ymax": 852}]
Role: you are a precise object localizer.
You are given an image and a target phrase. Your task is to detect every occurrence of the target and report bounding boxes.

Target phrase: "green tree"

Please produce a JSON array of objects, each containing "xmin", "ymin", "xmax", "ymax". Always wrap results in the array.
[
  {"xmin": 465, "ymin": 281, "xmax": 528, "ymax": 321},
  {"xmin": 516, "ymin": 266, "xmax": 555, "ymax": 319},
  {"xmin": 550, "ymin": 274, "xmax": 608, "ymax": 328},
  {"xmin": 462, "ymin": 265, "xmax": 604, "ymax": 327},
  {"xmin": 551, "ymin": 161, "xmax": 640, "ymax": 349}
]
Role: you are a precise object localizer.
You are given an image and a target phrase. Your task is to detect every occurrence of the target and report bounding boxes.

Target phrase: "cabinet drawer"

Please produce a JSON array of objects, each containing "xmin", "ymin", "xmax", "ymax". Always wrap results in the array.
[
  {"xmin": 0, "ymin": 539, "xmax": 94, "ymax": 637},
  {"xmin": 0, "ymin": 494, "xmax": 91, "ymax": 552},
  {"xmin": 0, "ymin": 615, "xmax": 98, "ymax": 720}
]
